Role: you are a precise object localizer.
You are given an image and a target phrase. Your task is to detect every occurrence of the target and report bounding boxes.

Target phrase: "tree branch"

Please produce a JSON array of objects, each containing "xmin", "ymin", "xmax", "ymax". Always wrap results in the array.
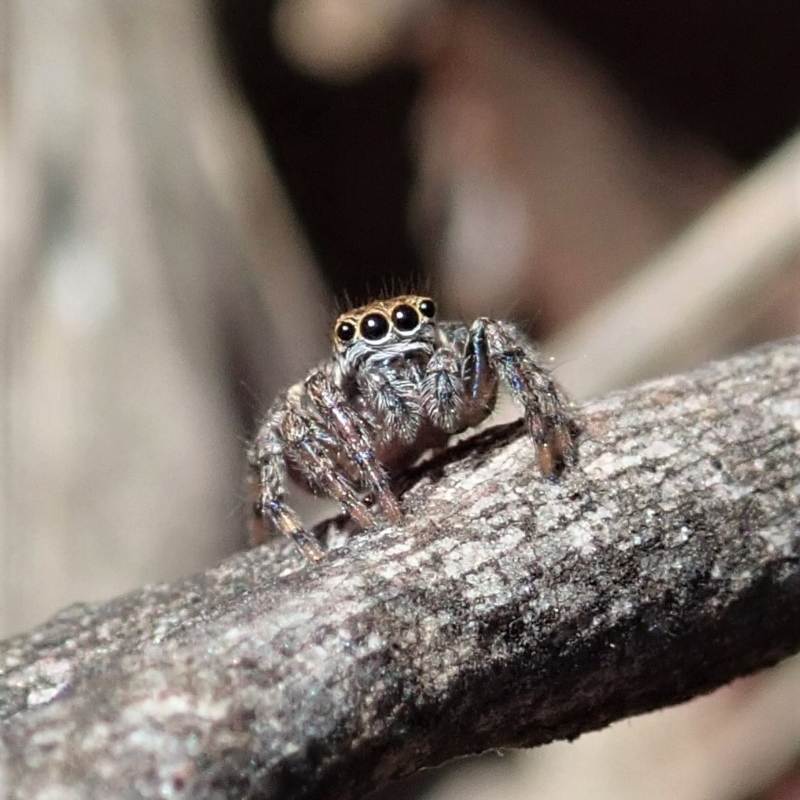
[{"xmin": 2, "ymin": 338, "xmax": 799, "ymax": 800}]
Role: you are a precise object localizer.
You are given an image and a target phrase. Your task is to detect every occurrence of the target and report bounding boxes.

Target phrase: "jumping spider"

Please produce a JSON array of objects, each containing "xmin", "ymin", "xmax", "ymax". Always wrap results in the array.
[{"xmin": 247, "ymin": 295, "xmax": 575, "ymax": 561}]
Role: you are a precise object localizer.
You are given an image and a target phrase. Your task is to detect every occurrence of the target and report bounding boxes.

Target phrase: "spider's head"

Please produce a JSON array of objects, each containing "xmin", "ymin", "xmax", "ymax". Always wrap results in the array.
[{"xmin": 332, "ymin": 295, "xmax": 438, "ymax": 363}]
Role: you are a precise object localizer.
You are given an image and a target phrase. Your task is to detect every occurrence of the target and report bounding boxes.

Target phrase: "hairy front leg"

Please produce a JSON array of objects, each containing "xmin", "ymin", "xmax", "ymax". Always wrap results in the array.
[
  {"xmin": 461, "ymin": 320, "xmax": 499, "ymax": 429},
  {"xmin": 306, "ymin": 371, "xmax": 403, "ymax": 522},
  {"xmin": 468, "ymin": 318, "xmax": 575, "ymax": 478}
]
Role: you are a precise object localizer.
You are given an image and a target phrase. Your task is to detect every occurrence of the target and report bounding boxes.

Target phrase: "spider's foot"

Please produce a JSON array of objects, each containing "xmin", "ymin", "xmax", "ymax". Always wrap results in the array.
[
  {"xmin": 293, "ymin": 530, "xmax": 326, "ymax": 562},
  {"xmin": 346, "ymin": 502, "xmax": 379, "ymax": 530},
  {"xmin": 531, "ymin": 418, "xmax": 576, "ymax": 480},
  {"xmin": 360, "ymin": 488, "xmax": 404, "ymax": 526},
  {"xmin": 262, "ymin": 500, "xmax": 326, "ymax": 561},
  {"xmin": 377, "ymin": 489, "xmax": 403, "ymax": 524}
]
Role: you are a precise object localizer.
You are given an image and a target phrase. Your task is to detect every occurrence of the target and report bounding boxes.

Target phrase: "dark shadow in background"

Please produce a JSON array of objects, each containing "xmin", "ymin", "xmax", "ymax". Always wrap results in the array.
[
  {"xmin": 214, "ymin": 0, "xmax": 800, "ymax": 308},
  {"xmin": 213, "ymin": 0, "xmax": 423, "ymax": 305}
]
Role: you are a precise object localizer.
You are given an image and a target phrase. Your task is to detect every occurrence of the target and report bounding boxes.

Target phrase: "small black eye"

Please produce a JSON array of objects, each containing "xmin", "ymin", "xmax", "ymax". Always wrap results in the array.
[
  {"xmin": 392, "ymin": 304, "xmax": 419, "ymax": 332},
  {"xmin": 360, "ymin": 312, "xmax": 390, "ymax": 341},
  {"xmin": 418, "ymin": 299, "xmax": 436, "ymax": 318},
  {"xmin": 335, "ymin": 320, "xmax": 356, "ymax": 343}
]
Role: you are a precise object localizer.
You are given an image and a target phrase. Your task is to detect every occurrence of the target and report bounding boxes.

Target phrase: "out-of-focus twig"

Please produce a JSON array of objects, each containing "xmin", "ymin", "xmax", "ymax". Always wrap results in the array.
[
  {"xmin": 550, "ymin": 129, "xmax": 800, "ymax": 398},
  {"xmin": 0, "ymin": 0, "xmax": 329, "ymax": 637}
]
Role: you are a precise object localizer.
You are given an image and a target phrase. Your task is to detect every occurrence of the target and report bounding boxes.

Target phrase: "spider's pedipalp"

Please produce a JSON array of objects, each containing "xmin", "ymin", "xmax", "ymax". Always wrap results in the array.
[
  {"xmin": 421, "ymin": 347, "xmax": 466, "ymax": 433},
  {"xmin": 355, "ymin": 368, "xmax": 422, "ymax": 447}
]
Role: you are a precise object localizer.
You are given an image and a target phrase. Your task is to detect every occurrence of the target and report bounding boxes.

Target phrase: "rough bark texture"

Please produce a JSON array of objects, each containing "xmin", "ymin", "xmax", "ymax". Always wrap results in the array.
[{"xmin": 1, "ymin": 338, "xmax": 799, "ymax": 800}]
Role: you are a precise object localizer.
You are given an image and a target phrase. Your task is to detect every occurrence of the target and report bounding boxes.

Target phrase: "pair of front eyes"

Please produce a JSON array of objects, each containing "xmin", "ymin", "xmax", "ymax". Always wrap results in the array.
[{"xmin": 335, "ymin": 299, "xmax": 436, "ymax": 344}]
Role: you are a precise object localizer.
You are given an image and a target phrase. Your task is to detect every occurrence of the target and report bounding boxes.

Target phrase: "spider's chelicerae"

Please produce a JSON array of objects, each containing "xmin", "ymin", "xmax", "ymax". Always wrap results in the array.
[{"xmin": 247, "ymin": 295, "xmax": 575, "ymax": 560}]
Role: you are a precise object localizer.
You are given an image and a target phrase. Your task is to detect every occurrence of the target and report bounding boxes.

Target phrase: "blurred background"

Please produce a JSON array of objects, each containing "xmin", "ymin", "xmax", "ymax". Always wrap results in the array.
[{"xmin": 1, "ymin": 1, "xmax": 799, "ymax": 798}]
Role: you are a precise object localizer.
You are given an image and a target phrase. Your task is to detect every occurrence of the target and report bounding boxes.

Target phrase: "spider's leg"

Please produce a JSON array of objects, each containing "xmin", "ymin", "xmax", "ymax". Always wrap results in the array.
[
  {"xmin": 259, "ymin": 489, "xmax": 325, "ymax": 562},
  {"xmin": 284, "ymin": 412, "xmax": 382, "ymax": 529},
  {"xmin": 248, "ymin": 423, "xmax": 325, "ymax": 562},
  {"xmin": 306, "ymin": 371, "xmax": 403, "ymax": 522},
  {"xmin": 459, "ymin": 320, "xmax": 500, "ymax": 429},
  {"xmin": 468, "ymin": 318, "xmax": 575, "ymax": 478}
]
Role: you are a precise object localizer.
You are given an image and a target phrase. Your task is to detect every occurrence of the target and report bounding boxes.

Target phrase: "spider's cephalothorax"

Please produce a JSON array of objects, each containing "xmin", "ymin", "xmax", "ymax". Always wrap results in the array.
[{"xmin": 247, "ymin": 295, "xmax": 575, "ymax": 560}]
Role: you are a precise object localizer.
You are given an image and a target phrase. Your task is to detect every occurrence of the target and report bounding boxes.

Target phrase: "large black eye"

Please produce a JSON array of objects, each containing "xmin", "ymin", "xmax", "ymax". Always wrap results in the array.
[
  {"xmin": 391, "ymin": 304, "xmax": 419, "ymax": 332},
  {"xmin": 418, "ymin": 298, "xmax": 436, "ymax": 318},
  {"xmin": 335, "ymin": 320, "xmax": 356, "ymax": 343},
  {"xmin": 360, "ymin": 312, "xmax": 390, "ymax": 341}
]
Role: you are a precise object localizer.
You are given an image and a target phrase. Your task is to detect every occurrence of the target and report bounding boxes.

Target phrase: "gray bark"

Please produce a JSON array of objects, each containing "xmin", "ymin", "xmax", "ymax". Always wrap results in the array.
[{"xmin": 1, "ymin": 338, "xmax": 799, "ymax": 800}]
